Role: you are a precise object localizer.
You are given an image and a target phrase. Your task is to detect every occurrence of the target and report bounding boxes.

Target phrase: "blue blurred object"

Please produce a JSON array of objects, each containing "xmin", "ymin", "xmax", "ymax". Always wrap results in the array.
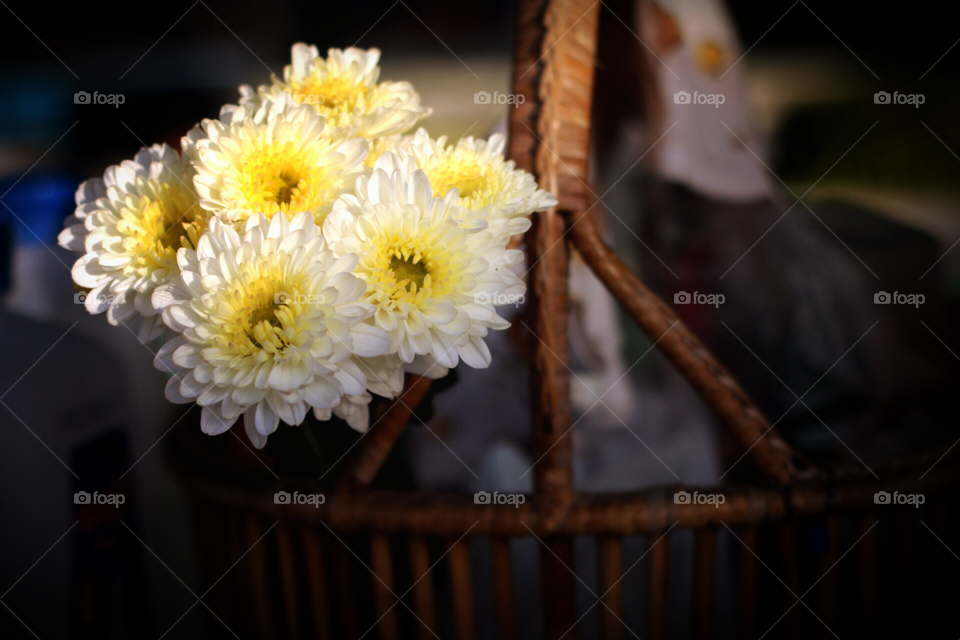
[
  {"xmin": 0, "ymin": 172, "xmax": 78, "ymax": 319},
  {"xmin": 0, "ymin": 222, "xmax": 10, "ymax": 295},
  {"xmin": 0, "ymin": 173, "xmax": 76, "ymax": 247}
]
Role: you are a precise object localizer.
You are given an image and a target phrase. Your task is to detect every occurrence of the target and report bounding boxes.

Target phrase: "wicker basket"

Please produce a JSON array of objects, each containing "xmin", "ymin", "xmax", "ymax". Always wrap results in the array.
[{"xmin": 171, "ymin": 1, "xmax": 960, "ymax": 638}]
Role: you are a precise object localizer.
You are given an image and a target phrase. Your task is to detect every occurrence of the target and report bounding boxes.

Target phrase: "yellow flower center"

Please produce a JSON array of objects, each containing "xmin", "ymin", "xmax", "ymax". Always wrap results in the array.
[
  {"xmin": 158, "ymin": 218, "xmax": 192, "ymax": 251},
  {"xmin": 424, "ymin": 153, "xmax": 503, "ymax": 209},
  {"xmin": 247, "ymin": 301, "xmax": 283, "ymax": 335},
  {"xmin": 244, "ymin": 300, "xmax": 287, "ymax": 350},
  {"xmin": 117, "ymin": 181, "xmax": 203, "ymax": 275},
  {"xmin": 232, "ymin": 141, "xmax": 336, "ymax": 224},
  {"xmin": 359, "ymin": 226, "xmax": 470, "ymax": 312},
  {"xmin": 294, "ymin": 74, "xmax": 370, "ymax": 115},
  {"xmin": 389, "ymin": 255, "xmax": 429, "ymax": 292},
  {"xmin": 371, "ymin": 242, "xmax": 438, "ymax": 307},
  {"xmin": 209, "ymin": 259, "xmax": 319, "ymax": 355}
]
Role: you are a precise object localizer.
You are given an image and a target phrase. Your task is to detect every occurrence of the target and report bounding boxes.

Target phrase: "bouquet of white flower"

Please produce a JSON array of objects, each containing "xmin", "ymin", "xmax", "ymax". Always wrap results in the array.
[{"xmin": 59, "ymin": 44, "xmax": 557, "ymax": 449}]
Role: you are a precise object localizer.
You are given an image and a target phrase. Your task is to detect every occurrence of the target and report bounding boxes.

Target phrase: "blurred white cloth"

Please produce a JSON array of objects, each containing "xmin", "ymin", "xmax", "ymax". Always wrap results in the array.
[{"xmin": 640, "ymin": 0, "xmax": 772, "ymax": 202}]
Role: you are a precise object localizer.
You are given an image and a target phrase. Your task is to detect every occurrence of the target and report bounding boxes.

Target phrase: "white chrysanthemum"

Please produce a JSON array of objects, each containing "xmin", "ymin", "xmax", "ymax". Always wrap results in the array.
[
  {"xmin": 313, "ymin": 352, "xmax": 451, "ymax": 432},
  {"xmin": 398, "ymin": 128, "xmax": 558, "ymax": 235},
  {"xmin": 315, "ymin": 393, "xmax": 372, "ymax": 433},
  {"xmin": 152, "ymin": 212, "xmax": 391, "ymax": 447},
  {"xmin": 323, "ymin": 153, "xmax": 525, "ymax": 368},
  {"xmin": 58, "ymin": 143, "xmax": 207, "ymax": 341},
  {"xmin": 192, "ymin": 93, "xmax": 368, "ymax": 228},
  {"xmin": 239, "ymin": 44, "xmax": 430, "ymax": 140},
  {"xmin": 352, "ymin": 353, "xmax": 406, "ymax": 399},
  {"xmin": 349, "ymin": 351, "xmax": 450, "ymax": 398}
]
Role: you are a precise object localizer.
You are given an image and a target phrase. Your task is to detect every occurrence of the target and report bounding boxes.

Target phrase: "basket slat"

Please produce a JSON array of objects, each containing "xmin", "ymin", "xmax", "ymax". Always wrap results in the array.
[
  {"xmin": 779, "ymin": 525, "xmax": 802, "ymax": 640},
  {"xmin": 275, "ymin": 523, "xmax": 304, "ymax": 640},
  {"xmin": 598, "ymin": 534, "xmax": 625, "ymax": 640},
  {"xmin": 370, "ymin": 534, "xmax": 400, "ymax": 640},
  {"xmin": 245, "ymin": 514, "xmax": 277, "ymax": 640},
  {"xmin": 813, "ymin": 517, "xmax": 839, "ymax": 638},
  {"xmin": 540, "ymin": 536, "xmax": 578, "ymax": 640},
  {"xmin": 226, "ymin": 510, "xmax": 257, "ymax": 635},
  {"xmin": 491, "ymin": 537, "xmax": 517, "ymax": 640},
  {"xmin": 694, "ymin": 529, "xmax": 717, "ymax": 639},
  {"xmin": 192, "ymin": 502, "xmax": 234, "ymax": 635},
  {"xmin": 407, "ymin": 536, "xmax": 437, "ymax": 640},
  {"xmin": 648, "ymin": 533, "xmax": 670, "ymax": 640},
  {"xmin": 300, "ymin": 527, "xmax": 334, "ymax": 640},
  {"xmin": 894, "ymin": 510, "xmax": 918, "ymax": 631},
  {"xmin": 856, "ymin": 512, "xmax": 879, "ymax": 635},
  {"xmin": 737, "ymin": 527, "xmax": 758, "ymax": 640},
  {"xmin": 333, "ymin": 538, "xmax": 360, "ymax": 639},
  {"xmin": 448, "ymin": 537, "xmax": 476, "ymax": 640}
]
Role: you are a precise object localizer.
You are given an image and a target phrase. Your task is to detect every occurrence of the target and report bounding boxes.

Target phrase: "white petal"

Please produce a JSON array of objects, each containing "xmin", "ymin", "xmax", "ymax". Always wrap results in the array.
[
  {"xmin": 458, "ymin": 336, "xmax": 492, "ymax": 368},
  {"xmin": 244, "ymin": 410, "xmax": 268, "ymax": 449},
  {"xmin": 255, "ymin": 399, "xmax": 281, "ymax": 436},
  {"xmin": 201, "ymin": 405, "xmax": 235, "ymax": 435},
  {"xmin": 350, "ymin": 323, "xmax": 391, "ymax": 357},
  {"xmin": 164, "ymin": 374, "xmax": 191, "ymax": 403}
]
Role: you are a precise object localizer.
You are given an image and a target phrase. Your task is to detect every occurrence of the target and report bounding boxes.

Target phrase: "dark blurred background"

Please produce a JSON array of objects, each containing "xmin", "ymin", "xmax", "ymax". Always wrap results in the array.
[{"xmin": 2, "ymin": 0, "xmax": 960, "ymax": 638}]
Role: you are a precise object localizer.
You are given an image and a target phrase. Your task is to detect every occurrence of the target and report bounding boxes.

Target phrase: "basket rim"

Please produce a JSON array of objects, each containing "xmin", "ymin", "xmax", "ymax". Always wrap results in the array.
[{"xmin": 170, "ymin": 432, "xmax": 958, "ymax": 536}]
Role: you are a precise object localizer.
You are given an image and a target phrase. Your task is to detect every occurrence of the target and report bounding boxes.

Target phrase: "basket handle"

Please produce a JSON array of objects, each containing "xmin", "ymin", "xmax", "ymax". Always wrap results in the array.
[
  {"xmin": 567, "ymin": 208, "xmax": 814, "ymax": 483},
  {"xmin": 509, "ymin": 0, "xmax": 604, "ymax": 517},
  {"xmin": 343, "ymin": 375, "xmax": 434, "ymax": 490},
  {"xmin": 343, "ymin": 0, "xmax": 816, "ymax": 492},
  {"xmin": 510, "ymin": 0, "xmax": 815, "ymax": 486}
]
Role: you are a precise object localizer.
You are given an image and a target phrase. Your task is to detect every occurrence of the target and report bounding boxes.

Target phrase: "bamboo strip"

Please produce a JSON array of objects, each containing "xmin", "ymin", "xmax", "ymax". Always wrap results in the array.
[
  {"xmin": 491, "ymin": 537, "xmax": 517, "ymax": 640},
  {"xmin": 598, "ymin": 535, "xmax": 625, "ymax": 640},
  {"xmin": 369, "ymin": 534, "xmax": 400, "ymax": 640},
  {"xmin": 275, "ymin": 523, "xmax": 303, "ymax": 640},
  {"xmin": 648, "ymin": 533, "xmax": 669, "ymax": 640},
  {"xmin": 407, "ymin": 536, "xmax": 438, "ymax": 640},
  {"xmin": 245, "ymin": 514, "xmax": 276, "ymax": 640},
  {"xmin": 540, "ymin": 536, "xmax": 577, "ymax": 640},
  {"xmin": 737, "ymin": 528, "xmax": 757, "ymax": 640},
  {"xmin": 448, "ymin": 537, "xmax": 476, "ymax": 640},
  {"xmin": 300, "ymin": 527, "xmax": 334, "ymax": 640},
  {"xmin": 694, "ymin": 529, "xmax": 716, "ymax": 639}
]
